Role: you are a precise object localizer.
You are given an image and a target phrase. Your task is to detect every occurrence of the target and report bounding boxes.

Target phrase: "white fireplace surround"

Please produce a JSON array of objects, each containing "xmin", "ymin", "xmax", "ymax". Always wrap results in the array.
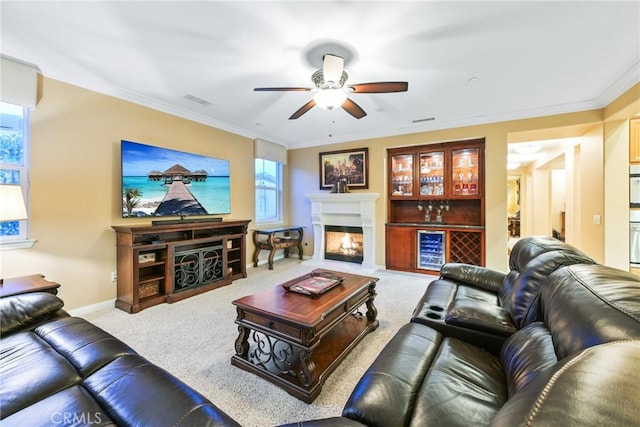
[{"xmin": 305, "ymin": 192, "xmax": 379, "ymax": 270}]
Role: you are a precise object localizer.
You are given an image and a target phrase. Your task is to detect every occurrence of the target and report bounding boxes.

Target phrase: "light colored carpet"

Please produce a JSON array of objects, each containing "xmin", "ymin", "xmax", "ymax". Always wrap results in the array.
[{"xmin": 81, "ymin": 259, "xmax": 430, "ymax": 426}]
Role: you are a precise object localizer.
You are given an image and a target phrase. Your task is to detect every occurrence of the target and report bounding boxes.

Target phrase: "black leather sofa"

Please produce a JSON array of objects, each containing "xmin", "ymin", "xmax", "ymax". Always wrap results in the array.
[
  {"xmin": 282, "ymin": 261, "xmax": 640, "ymax": 426},
  {"xmin": 412, "ymin": 236, "xmax": 595, "ymax": 353},
  {"xmin": 0, "ymin": 291, "xmax": 239, "ymax": 426}
]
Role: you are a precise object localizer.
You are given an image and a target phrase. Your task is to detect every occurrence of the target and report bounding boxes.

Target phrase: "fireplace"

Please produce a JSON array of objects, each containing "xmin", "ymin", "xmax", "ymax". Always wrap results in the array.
[
  {"xmin": 325, "ymin": 226, "xmax": 364, "ymax": 264},
  {"xmin": 305, "ymin": 192, "xmax": 379, "ymax": 270}
]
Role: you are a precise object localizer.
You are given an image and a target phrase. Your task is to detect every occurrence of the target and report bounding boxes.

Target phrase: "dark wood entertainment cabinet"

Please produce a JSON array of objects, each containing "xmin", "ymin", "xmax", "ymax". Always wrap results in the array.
[{"xmin": 112, "ymin": 219, "xmax": 250, "ymax": 313}]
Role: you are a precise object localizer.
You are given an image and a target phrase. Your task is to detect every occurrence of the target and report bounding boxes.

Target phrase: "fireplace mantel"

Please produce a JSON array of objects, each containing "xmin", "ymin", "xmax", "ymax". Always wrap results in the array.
[{"xmin": 305, "ymin": 192, "xmax": 379, "ymax": 270}]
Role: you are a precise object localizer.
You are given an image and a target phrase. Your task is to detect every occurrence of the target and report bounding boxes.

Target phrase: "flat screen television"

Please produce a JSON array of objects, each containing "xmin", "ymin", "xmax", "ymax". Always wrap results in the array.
[{"xmin": 121, "ymin": 140, "xmax": 231, "ymax": 219}]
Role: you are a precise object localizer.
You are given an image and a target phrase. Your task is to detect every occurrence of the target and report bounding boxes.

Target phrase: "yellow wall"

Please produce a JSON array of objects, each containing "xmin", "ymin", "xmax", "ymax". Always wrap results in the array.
[
  {"xmin": 1, "ymin": 77, "xmax": 638, "ymax": 310},
  {"xmin": 578, "ymin": 125, "xmax": 604, "ymax": 261},
  {"xmin": 0, "ymin": 77, "xmax": 255, "ymax": 309},
  {"xmin": 603, "ymin": 83, "xmax": 640, "ymax": 269},
  {"xmin": 289, "ymin": 111, "xmax": 605, "ymax": 271}
]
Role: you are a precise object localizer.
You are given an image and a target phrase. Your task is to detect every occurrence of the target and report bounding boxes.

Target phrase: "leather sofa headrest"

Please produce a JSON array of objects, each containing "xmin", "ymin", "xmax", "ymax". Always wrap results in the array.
[
  {"xmin": 508, "ymin": 236, "xmax": 590, "ymax": 272},
  {"xmin": 540, "ymin": 264, "xmax": 640, "ymax": 359}
]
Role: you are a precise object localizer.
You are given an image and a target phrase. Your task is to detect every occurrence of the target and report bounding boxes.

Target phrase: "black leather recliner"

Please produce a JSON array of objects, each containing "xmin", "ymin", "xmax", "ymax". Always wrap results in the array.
[
  {"xmin": 411, "ymin": 236, "xmax": 595, "ymax": 353},
  {"xmin": 280, "ymin": 262, "xmax": 640, "ymax": 427}
]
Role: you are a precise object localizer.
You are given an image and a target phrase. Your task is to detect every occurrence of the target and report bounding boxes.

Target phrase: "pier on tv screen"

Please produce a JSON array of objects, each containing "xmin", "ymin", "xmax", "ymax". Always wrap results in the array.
[{"xmin": 121, "ymin": 140, "xmax": 231, "ymax": 218}]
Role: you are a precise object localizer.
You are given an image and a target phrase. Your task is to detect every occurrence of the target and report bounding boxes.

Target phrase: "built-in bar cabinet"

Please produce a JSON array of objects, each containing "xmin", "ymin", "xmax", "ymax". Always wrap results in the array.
[{"xmin": 386, "ymin": 139, "xmax": 485, "ymax": 274}]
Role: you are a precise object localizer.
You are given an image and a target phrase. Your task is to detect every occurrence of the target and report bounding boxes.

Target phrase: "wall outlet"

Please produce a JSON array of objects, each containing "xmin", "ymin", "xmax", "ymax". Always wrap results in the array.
[
  {"xmin": 111, "ymin": 271, "xmax": 117, "ymax": 282},
  {"xmin": 593, "ymin": 214, "xmax": 601, "ymax": 225}
]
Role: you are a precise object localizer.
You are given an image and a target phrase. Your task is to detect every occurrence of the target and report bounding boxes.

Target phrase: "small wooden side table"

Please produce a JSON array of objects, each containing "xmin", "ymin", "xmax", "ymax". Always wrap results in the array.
[
  {"xmin": 0, "ymin": 274, "xmax": 60, "ymax": 298},
  {"xmin": 252, "ymin": 226, "xmax": 304, "ymax": 270}
]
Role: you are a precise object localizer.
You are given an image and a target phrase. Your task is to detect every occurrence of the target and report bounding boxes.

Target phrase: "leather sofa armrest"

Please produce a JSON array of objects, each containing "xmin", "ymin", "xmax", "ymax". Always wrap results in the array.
[
  {"xmin": 445, "ymin": 300, "xmax": 516, "ymax": 337},
  {"xmin": 0, "ymin": 292, "xmax": 66, "ymax": 335},
  {"xmin": 440, "ymin": 263, "xmax": 506, "ymax": 293}
]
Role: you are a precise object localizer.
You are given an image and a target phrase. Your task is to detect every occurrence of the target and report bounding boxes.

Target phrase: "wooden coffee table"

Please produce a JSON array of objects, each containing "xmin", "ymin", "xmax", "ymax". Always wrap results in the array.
[{"xmin": 231, "ymin": 268, "xmax": 379, "ymax": 403}]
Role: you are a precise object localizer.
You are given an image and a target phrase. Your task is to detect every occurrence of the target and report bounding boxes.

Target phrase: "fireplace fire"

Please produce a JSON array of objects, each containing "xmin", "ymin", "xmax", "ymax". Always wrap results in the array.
[{"xmin": 324, "ymin": 225, "xmax": 364, "ymax": 264}]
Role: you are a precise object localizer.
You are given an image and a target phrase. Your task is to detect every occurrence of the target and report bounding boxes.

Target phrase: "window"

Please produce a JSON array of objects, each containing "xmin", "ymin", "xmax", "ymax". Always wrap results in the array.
[
  {"xmin": 0, "ymin": 101, "xmax": 32, "ymax": 248},
  {"xmin": 255, "ymin": 158, "xmax": 282, "ymax": 223}
]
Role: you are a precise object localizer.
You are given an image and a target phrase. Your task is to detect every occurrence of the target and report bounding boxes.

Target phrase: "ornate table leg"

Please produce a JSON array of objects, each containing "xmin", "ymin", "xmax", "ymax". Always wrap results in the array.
[
  {"xmin": 365, "ymin": 284, "xmax": 378, "ymax": 322},
  {"xmin": 235, "ymin": 324, "xmax": 250, "ymax": 357},
  {"xmin": 296, "ymin": 347, "xmax": 317, "ymax": 387},
  {"xmin": 296, "ymin": 227, "xmax": 304, "ymax": 260},
  {"xmin": 252, "ymin": 231, "xmax": 261, "ymax": 267},
  {"xmin": 267, "ymin": 232, "xmax": 276, "ymax": 270}
]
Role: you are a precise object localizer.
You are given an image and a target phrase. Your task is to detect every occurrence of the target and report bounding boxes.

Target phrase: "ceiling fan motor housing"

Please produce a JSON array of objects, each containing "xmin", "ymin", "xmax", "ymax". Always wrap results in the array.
[{"xmin": 312, "ymin": 69, "xmax": 349, "ymax": 89}]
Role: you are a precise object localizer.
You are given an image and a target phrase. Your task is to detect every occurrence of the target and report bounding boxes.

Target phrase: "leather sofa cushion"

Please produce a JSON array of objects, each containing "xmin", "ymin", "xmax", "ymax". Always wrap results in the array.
[
  {"xmin": 541, "ymin": 264, "xmax": 640, "ymax": 359},
  {"xmin": 455, "ymin": 285, "xmax": 499, "ymax": 305},
  {"xmin": 491, "ymin": 340, "xmax": 640, "ymax": 427},
  {"xmin": 2, "ymin": 385, "xmax": 114, "ymax": 427},
  {"xmin": 411, "ymin": 337, "xmax": 507, "ymax": 427},
  {"xmin": 500, "ymin": 322, "xmax": 557, "ymax": 396},
  {"xmin": 0, "ymin": 332, "xmax": 81, "ymax": 418},
  {"xmin": 84, "ymin": 354, "xmax": 239, "ymax": 427},
  {"xmin": 0, "ymin": 293, "xmax": 65, "ymax": 335},
  {"xmin": 342, "ymin": 323, "xmax": 442, "ymax": 427},
  {"xmin": 445, "ymin": 300, "xmax": 516, "ymax": 337},
  {"xmin": 35, "ymin": 317, "xmax": 137, "ymax": 377}
]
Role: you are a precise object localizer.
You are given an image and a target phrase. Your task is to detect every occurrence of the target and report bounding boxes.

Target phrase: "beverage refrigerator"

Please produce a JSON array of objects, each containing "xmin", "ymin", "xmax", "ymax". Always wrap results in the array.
[{"xmin": 417, "ymin": 230, "xmax": 446, "ymax": 271}]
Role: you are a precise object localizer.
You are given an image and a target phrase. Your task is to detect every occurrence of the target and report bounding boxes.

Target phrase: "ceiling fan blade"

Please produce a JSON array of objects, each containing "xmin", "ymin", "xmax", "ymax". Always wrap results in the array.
[
  {"xmin": 342, "ymin": 98, "xmax": 367, "ymax": 119},
  {"xmin": 289, "ymin": 100, "xmax": 316, "ymax": 120},
  {"xmin": 348, "ymin": 82, "xmax": 408, "ymax": 93},
  {"xmin": 323, "ymin": 54, "xmax": 344, "ymax": 86},
  {"xmin": 254, "ymin": 87, "xmax": 311, "ymax": 92}
]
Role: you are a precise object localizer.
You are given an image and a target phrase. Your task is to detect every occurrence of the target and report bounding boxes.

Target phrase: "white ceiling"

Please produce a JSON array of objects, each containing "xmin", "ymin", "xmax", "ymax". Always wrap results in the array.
[{"xmin": 2, "ymin": 1, "xmax": 638, "ymax": 150}]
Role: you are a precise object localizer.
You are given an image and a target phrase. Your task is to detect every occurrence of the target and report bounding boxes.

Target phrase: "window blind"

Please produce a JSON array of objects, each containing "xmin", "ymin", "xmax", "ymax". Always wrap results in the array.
[
  {"xmin": 254, "ymin": 138, "xmax": 287, "ymax": 164},
  {"xmin": 0, "ymin": 56, "xmax": 40, "ymax": 110}
]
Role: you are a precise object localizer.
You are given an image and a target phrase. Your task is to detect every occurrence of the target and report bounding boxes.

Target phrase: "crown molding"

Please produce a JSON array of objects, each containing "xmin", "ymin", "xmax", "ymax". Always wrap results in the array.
[
  {"xmin": 596, "ymin": 62, "xmax": 640, "ymax": 107},
  {"xmin": 46, "ymin": 64, "xmax": 639, "ymax": 152}
]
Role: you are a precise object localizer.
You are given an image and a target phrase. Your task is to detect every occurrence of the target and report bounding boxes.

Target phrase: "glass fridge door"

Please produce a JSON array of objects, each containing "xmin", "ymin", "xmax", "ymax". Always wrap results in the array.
[{"xmin": 417, "ymin": 230, "xmax": 446, "ymax": 271}]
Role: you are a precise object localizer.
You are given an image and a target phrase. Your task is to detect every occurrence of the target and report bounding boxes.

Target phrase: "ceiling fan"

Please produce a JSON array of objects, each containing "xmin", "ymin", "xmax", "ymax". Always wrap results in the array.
[{"xmin": 254, "ymin": 54, "xmax": 408, "ymax": 120}]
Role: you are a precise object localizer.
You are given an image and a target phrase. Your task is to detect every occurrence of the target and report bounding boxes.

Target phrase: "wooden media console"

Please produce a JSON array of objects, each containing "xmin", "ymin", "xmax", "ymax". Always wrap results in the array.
[{"xmin": 112, "ymin": 219, "xmax": 250, "ymax": 313}]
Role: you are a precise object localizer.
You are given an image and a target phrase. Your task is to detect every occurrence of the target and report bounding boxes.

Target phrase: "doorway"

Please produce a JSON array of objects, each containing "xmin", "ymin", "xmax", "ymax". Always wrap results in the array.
[{"xmin": 507, "ymin": 175, "xmax": 521, "ymax": 252}]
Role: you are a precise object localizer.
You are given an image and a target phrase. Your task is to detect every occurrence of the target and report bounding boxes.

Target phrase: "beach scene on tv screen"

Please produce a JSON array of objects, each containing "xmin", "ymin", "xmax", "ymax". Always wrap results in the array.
[{"xmin": 121, "ymin": 140, "xmax": 231, "ymax": 217}]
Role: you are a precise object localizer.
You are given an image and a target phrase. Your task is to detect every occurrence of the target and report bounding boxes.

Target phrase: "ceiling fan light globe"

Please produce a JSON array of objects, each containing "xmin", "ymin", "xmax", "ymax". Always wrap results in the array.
[{"xmin": 313, "ymin": 89, "xmax": 348, "ymax": 110}]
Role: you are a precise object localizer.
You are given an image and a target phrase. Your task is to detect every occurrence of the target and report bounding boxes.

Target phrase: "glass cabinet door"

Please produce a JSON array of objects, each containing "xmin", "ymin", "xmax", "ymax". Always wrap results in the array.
[
  {"xmin": 451, "ymin": 147, "xmax": 480, "ymax": 196},
  {"xmin": 391, "ymin": 154, "xmax": 413, "ymax": 196},
  {"xmin": 419, "ymin": 151, "xmax": 445, "ymax": 196}
]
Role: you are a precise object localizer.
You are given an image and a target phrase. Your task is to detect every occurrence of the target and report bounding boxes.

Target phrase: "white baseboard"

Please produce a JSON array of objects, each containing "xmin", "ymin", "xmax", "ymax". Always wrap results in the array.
[
  {"xmin": 249, "ymin": 253, "xmax": 311, "ymax": 269},
  {"xmin": 68, "ymin": 298, "xmax": 115, "ymax": 317},
  {"xmin": 301, "ymin": 258, "xmax": 384, "ymax": 275},
  {"xmin": 72, "ymin": 255, "xmax": 312, "ymax": 316}
]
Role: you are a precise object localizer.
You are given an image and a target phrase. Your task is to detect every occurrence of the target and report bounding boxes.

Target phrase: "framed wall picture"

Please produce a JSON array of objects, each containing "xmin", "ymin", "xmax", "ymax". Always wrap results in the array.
[{"xmin": 319, "ymin": 147, "xmax": 369, "ymax": 190}]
